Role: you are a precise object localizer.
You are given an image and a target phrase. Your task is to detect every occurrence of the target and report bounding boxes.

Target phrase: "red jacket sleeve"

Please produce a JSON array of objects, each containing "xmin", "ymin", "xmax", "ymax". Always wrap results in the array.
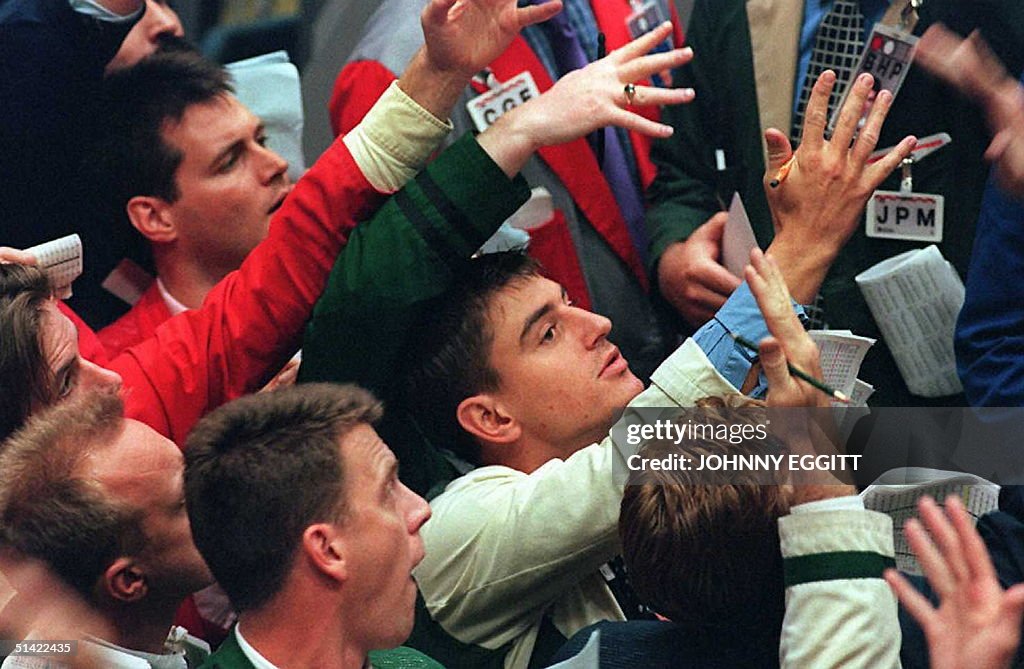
[
  {"xmin": 113, "ymin": 138, "xmax": 383, "ymax": 444},
  {"xmin": 329, "ymin": 60, "xmax": 398, "ymax": 138}
]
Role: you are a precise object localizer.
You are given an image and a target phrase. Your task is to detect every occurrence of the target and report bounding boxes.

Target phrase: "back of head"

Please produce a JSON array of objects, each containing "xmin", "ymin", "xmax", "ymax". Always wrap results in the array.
[
  {"xmin": 0, "ymin": 264, "xmax": 54, "ymax": 443},
  {"xmin": 184, "ymin": 383, "xmax": 382, "ymax": 613},
  {"xmin": 0, "ymin": 390, "xmax": 143, "ymax": 599},
  {"xmin": 89, "ymin": 46, "xmax": 232, "ymax": 241},
  {"xmin": 401, "ymin": 250, "xmax": 540, "ymax": 464},
  {"xmin": 619, "ymin": 396, "xmax": 790, "ymax": 640}
]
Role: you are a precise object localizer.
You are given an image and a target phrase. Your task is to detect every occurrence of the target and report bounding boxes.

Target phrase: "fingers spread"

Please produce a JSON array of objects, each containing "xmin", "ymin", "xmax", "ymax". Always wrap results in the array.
[
  {"xmin": 759, "ymin": 337, "xmax": 793, "ymax": 390},
  {"xmin": 905, "ymin": 515, "xmax": 956, "ymax": 597},
  {"xmin": 945, "ymin": 495, "xmax": 997, "ymax": 583},
  {"xmin": 851, "ymin": 88, "xmax": 892, "ymax": 164},
  {"xmin": 800, "ymin": 70, "xmax": 837, "ymax": 151},
  {"xmin": 618, "ymin": 47, "xmax": 692, "ymax": 84},
  {"xmin": 868, "ymin": 134, "xmax": 917, "ymax": 185},
  {"xmin": 517, "ymin": 0, "xmax": 563, "ymax": 28},
  {"xmin": 619, "ymin": 84, "xmax": 694, "ymax": 108},
  {"xmin": 607, "ymin": 107, "xmax": 675, "ymax": 138},
  {"xmin": 614, "ymin": 21, "xmax": 674, "ymax": 62},
  {"xmin": 421, "ymin": 0, "xmax": 459, "ymax": 28},
  {"xmin": 884, "ymin": 568, "xmax": 939, "ymax": 631},
  {"xmin": 832, "ymin": 73, "xmax": 874, "ymax": 151},
  {"xmin": 764, "ymin": 128, "xmax": 794, "ymax": 173}
]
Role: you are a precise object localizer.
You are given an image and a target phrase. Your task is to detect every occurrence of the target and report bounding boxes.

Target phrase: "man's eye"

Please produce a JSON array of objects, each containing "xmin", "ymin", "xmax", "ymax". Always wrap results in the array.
[
  {"xmin": 541, "ymin": 325, "xmax": 556, "ymax": 343},
  {"xmin": 57, "ymin": 369, "xmax": 75, "ymax": 398},
  {"xmin": 256, "ymin": 134, "xmax": 269, "ymax": 147},
  {"xmin": 218, "ymin": 152, "xmax": 241, "ymax": 173}
]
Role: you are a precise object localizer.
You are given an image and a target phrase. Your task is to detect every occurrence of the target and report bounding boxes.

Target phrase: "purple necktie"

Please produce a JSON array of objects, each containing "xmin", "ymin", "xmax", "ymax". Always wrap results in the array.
[{"xmin": 536, "ymin": 2, "xmax": 650, "ymax": 263}]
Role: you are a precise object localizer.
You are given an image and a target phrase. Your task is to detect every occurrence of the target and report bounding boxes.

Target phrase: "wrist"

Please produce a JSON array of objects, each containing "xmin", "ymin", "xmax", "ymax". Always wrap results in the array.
[
  {"xmin": 476, "ymin": 106, "xmax": 540, "ymax": 178},
  {"xmin": 398, "ymin": 49, "xmax": 470, "ymax": 122},
  {"xmin": 766, "ymin": 237, "xmax": 836, "ymax": 304}
]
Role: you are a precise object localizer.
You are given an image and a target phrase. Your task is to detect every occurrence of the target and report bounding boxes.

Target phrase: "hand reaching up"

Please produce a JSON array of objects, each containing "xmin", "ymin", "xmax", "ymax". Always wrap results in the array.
[
  {"xmin": 917, "ymin": 25, "xmax": 1024, "ymax": 199},
  {"xmin": 763, "ymin": 70, "xmax": 917, "ymax": 303},
  {"xmin": 886, "ymin": 496, "xmax": 1024, "ymax": 669},
  {"xmin": 479, "ymin": 22, "xmax": 695, "ymax": 176}
]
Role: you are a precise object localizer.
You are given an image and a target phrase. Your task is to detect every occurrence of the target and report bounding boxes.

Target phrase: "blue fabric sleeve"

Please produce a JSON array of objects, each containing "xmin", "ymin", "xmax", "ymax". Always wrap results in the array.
[{"xmin": 693, "ymin": 282, "xmax": 807, "ymax": 398}]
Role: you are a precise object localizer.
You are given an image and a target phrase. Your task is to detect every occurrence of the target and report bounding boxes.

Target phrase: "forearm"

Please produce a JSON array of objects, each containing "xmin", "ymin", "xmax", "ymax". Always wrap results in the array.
[{"xmin": 765, "ymin": 235, "xmax": 836, "ymax": 305}]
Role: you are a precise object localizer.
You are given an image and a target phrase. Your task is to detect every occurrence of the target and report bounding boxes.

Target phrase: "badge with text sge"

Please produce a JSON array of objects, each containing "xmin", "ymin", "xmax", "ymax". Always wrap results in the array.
[
  {"xmin": 866, "ymin": 191, "xmax": 944, "ymax": 243},
  {"xmin": 467, "ymin": 71, "xmax": 542, "ymax": 132}
]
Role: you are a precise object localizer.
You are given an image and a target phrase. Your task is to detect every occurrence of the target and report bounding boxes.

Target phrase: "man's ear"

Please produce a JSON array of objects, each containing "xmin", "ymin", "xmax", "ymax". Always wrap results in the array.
[
  {"xmin": 103, "ymin": 557, "xmax": 148, "ymax": 603},
  {"xmin": 126, "ymin": 195, "xmax": 178, "ymax": 244},
  {"xmin": 301, "ymin": 523, "xmax": 347, "ymax": 583},
  {"xmin": 456, "ymin": 394, "xmax": 521, "ymax": 445}
]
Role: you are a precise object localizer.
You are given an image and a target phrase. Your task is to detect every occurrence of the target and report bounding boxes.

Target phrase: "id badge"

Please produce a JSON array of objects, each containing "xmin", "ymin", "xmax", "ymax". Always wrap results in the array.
[
  {"xmin": 626, "ymin": 0, "xmax": 670, "ymax": 40},
  {"xmin": 866, "ymin": 191, "xmax": 944, "ymax": 243},
  {"xmin": 465, "ymin": 71, "xmax": 542, "ymax": 132},
  {"xmin": 829, "ymin": 24, "xmax": 918, "ymax": 133}
]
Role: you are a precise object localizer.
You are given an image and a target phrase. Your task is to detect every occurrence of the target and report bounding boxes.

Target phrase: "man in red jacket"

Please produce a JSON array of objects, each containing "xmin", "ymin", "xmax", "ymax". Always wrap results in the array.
[{"xmin": 0, "ymin": 0, "xmax": 565, "ymax": 445}]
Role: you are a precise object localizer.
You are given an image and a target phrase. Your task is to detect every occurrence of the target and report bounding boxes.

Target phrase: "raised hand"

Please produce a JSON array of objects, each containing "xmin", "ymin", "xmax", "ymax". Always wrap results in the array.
[
  {"xmin": 421, "ymin": 0, "xmax": 563, "ymax": 78},
  {"xmin": 885, "ymin": 496, "xmax": 1024, "ymax": 669},
  {"xmin": 400, "ymin": 0, "xmax": 563, "ymax": 122},
  {"xmin": 478, "ymin": 22, "xmax": 695, "ymax": 176},
  {"xmin": 917, "ymin": 25, "xmax": 1024, "ymax": 199},
  {"xmin": 761, "ymin": 70, "xmax": 916, "ymax": 303},
  {"xmin": 745, "ymin": 248, "xmax": 826, "ymax": 409}
]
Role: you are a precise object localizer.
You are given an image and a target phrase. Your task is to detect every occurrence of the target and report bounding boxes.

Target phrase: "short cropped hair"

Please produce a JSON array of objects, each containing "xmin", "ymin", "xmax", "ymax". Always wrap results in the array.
[
  {"xmin": 401, "ymin": 250, "xmax": 541, "ymax": 463},
  {"xmin": 90, "ymin": 47, "xmax": 232, "ymax": 228},
  {"xmin": 0, "ymin": 264, "xmax": 54, "ymax": 443},
  {"xmin": 184, "ymin": 383, "xmax": 382, "ymax": 612},
  {"xmin": 0, "ymin": 391, "xmax": 145, "ymax": 598},
  {"xmin": 619, "ymin": 396, "xmax": 790, "ymax": 638}
]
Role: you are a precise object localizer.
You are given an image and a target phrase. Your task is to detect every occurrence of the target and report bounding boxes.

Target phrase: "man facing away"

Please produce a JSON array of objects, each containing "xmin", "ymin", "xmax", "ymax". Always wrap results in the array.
[{"xmin": 0, "ymin": 391, "xmax": 214, "ymax": 668}]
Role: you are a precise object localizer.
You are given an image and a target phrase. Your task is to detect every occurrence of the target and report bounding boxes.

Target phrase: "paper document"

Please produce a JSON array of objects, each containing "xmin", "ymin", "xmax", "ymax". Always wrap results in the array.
[
  {"xmin": 808, "ymin": 330, "xmax": 876, "ymax": 401},
  {"xmin": 25, "ymin": 234, "xmax": 82, "ymax": 299},
  {"xmin": 862, "ymin": 468, "xmax": 999, "ymax": 575},
  {"xmin": 855, "ymin": 246, "xmax": 965, "ymax": 397},
  {"xmin": 722, "ymin": 193, "xmax": 758, "ymax": 278},
  {"xmin": 227, "ymin": 51, "xmax": 306, "ymax": 180}
]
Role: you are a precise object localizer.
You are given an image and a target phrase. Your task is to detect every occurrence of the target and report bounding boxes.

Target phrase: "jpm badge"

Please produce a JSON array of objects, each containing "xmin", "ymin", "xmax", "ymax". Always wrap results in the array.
[
  {"xmin": 866, "ymin": 133, "xmax": 951, "ymax": 243},
  {"xmin": 467, "ymin": 71, "xmax": 541, "ymax": 132},
  {"xmin": 866, "ymin": 191, "xmax": 944, "ymax": 242}
]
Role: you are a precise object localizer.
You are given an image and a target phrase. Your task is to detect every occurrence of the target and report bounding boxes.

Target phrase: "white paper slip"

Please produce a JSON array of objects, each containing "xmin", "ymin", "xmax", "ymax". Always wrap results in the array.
[
  {"xmin": 25, "ymin": 234, "xmax": 82, "ymax": 299},
  {"xmin": 722, "ymin": 193, "xmax": 758, "ymax": 278},
  {"xmin": 809, "ymin": 330, "xmax": 876, "ymax": 400},
  {"xmin": 862, "ymin": 468, "xmax": 999, "ymax": 575},
  {"xmin": 855, "ymin": 246, "xmax": 965, "ymax": 397},
  {"xmin": 227, "ymin": 51, "xmax": 306, "ymax": 180}
]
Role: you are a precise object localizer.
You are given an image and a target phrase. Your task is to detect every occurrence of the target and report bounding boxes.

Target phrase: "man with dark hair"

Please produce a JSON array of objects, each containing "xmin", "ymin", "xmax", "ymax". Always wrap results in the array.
[
  {"xmin": 0, "ymin": 390, "xmax": 213, "ymax": 668},
  {"xmin": 552, "ymin": 254, "xmax": 901, "ymax": 668},
  {"xmin": 0, "ymin": 0, "xmax": 185, "ymax": 325},
  {"xmin": 184, "ymin": 384, "xmax": 437, "ymax": 669},
  {"xmin": 92, "ymin": 48, "xmax": 291, "ymax": 355}
]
